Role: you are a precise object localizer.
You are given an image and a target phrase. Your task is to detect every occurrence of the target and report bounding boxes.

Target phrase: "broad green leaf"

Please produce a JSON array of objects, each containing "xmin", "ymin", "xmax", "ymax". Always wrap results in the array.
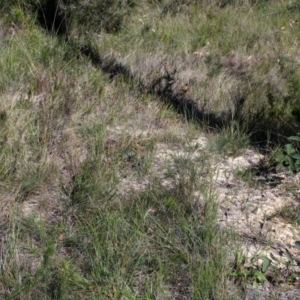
[
  {"xmin": 261, "ymin": 256, "xmax": 271, "ymax": 273},
  {"xmin": 288, "ymin": 136, "xmax": 300, "ymax": 142},
  {"xmin": 295, "ymin": 241, "xmax": 300, "ymax": 251},
  {"xmin": 287, "ymin": 156, "xmax": 295, "ymax": 171},
  {"xmin": 291, "ymin": 154, "xmax": 300, "ymax": 160},
  {"xmin": 254, "ymin": 271, "xmax": 267, "ymax": 282},
  {"xmin": 286, "ymin": 143, "xmax": 294, "ymax": 155},
  {"xmin": 252, "ymin": 255, "xmax": 271, "ymax": 272},
  {"xmin": 285, "ymin": 144, "xmax": 297, "ymax": 155}
]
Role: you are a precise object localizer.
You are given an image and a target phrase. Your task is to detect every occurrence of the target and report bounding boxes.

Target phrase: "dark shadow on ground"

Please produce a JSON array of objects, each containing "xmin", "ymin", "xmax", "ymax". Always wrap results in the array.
[{"xmin": 80, "ymin": 43, "xmax": 226, "ymax": 129}]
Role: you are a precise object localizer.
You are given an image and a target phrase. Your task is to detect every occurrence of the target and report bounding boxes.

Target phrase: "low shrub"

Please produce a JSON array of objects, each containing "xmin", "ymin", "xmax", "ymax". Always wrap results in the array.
[{"xmin": 2, "ymin": 0, "xmax": 136, "ymax": 35}]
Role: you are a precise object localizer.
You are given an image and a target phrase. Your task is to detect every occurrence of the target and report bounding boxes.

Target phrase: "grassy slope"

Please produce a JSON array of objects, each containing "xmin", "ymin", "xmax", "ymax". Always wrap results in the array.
[
  {"xmin": 90, "ymin": 1, "xmax": 300, "ymax": 140},
  {"xmin": 0, "ymin": 25, "xmax": 236, "ymax": 300},
  {"xmin": 0, "ymin": 1, "xmax": 300, "ymax": 299}
]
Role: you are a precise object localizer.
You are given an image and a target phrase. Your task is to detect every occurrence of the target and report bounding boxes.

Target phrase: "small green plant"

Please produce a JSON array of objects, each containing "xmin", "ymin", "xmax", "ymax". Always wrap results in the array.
[
  {"xmin": 213, "ymin": 121, "xmax": 250, "ymax": 156},
  {"xmin": 231, "ymin": 251, "xmax": 271, "ymax": 287},
  {"xmin": 278, "ymin": 135, "xmax": 300, "ymax": 172},
  {"xmin": 251, "ymin": 254, "xmax": 271, "ymax": 287},
  {"xmin": 231, "ymin": 251, "xmax": 249, "ymax": 283}
]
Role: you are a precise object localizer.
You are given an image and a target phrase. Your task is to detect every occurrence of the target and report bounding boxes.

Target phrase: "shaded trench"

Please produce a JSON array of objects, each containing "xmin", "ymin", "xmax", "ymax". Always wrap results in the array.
[
  {"xmin": 31, "ymin": 1, "xmax": 299, "ymax": 145},
  {"xmin": 79, "ymin": 43, "xmax": 226, "ymax": 129},
  {"xmin": 78, "ymin": 42, "xmax": 300, "ymax": 147},
  {"xmin": 24, "ymin": 0, "xmax": 227, "ymax": 129}
]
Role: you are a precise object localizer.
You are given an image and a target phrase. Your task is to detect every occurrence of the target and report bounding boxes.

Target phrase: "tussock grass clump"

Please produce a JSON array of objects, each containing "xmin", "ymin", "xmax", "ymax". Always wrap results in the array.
[{"xmin": 212, "ymin": 121, "xmax": 250, "ymax": 156}]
